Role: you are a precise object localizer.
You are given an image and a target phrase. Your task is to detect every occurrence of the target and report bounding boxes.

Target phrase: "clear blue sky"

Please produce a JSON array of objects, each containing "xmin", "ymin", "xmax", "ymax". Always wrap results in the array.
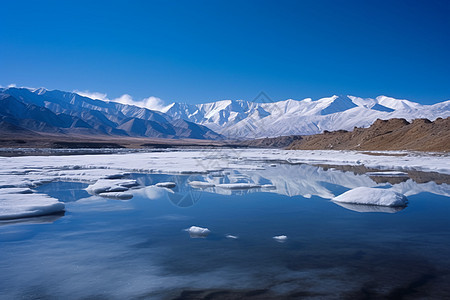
[{"xmin": 1, "ymin": 0, "xmax": 449, "ymax": 104}]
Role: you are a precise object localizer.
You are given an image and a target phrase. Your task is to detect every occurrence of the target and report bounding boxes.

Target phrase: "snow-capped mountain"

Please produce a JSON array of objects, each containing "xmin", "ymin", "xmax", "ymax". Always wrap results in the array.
[
  {"xmin": 0, "ymin": 87, "xmax": 222, "ymax": 139},
  {"xmin": 1, "ymin": 86, "xmax": 448, "ymax": 140},
  {"xmin": 159, "ymin": 95, "xmax": 450, "ymax": 139}
]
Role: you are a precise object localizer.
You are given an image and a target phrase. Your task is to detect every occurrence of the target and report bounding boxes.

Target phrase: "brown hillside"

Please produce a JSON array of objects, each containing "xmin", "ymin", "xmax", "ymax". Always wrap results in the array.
[
  {"xmin": 240, "ymin": 135, "xmax": 303, "ymax": 148},
  {"xmin": 287, "ymin": 117, "xmax": 450, "ymax": 152}
]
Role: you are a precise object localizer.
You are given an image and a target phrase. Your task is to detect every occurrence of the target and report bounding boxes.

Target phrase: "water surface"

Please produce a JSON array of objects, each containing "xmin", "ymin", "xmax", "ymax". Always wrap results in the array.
[{"xmin": 1, "ymin": 167, "xmax": 450, "ymax": 299}]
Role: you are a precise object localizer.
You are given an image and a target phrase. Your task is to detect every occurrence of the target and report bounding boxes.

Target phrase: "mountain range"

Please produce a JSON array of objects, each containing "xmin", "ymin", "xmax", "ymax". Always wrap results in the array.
[
  {"xmin": 159, "ymin": 95, "xmax": 450, "ymax": 138},
  {"xmin": 0, "ymin": 87, "xmax": 221, "ymax": 139},
  {"xmin": 1, "ymin": 87, "xmax": 449, "ymax": 140}
]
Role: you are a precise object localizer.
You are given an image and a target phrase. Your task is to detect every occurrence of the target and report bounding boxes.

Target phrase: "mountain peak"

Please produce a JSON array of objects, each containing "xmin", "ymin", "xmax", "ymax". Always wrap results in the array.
[{"xmin": 32, "ymin": 87, "xmax": 47, "ymax": 95}]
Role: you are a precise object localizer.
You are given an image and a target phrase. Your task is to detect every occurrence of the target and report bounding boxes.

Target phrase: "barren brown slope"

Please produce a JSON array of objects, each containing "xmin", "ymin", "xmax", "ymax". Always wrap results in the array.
[
  {"xmin": 287, "ymin": 117, "xmax": 450, "ymax": 152},
  {"xmin": 240, "ymin": 135, "xmax": 303, "ymax": 148}
]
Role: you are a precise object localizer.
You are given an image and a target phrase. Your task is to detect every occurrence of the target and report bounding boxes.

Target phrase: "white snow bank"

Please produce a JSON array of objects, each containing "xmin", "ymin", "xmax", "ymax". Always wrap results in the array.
[
  {"xmin": 155, "ymin": 182, "xmax": 176, "ymax": 188},
  {"xmin": 217, "ymin": 183, "xmax": 261, "ymax": 190},
  {"xmin": 273, "ymin": 235, "xmax": 287, "ymax": 242},
  {"xmin": 186, "ymin": 226, "xmax": 210, "ymax": 238},
  {"xmin": 188, "ymin": 181, "xmax": 216, "ymax": 188},
  {"xmin": 86, "ymin": 179, "xmax": 138, "ymax": 195},
  {"xmin": 0, "ymin": 193, "xmax": 65, "ymax": 220},
  {"xmin": 332, "ymin": 187, "xmax": 408, "ymax": 207}
]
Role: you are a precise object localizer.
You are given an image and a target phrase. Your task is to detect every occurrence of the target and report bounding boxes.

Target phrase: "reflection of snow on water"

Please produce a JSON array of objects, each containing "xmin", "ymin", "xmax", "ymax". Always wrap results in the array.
[
  {"xmin": 1, "ymin": 149, "xmax": 449, "ymax": 219},
  {"xmin": 0, "ymin": 160, "xmax": 449, "ymax": 298}
]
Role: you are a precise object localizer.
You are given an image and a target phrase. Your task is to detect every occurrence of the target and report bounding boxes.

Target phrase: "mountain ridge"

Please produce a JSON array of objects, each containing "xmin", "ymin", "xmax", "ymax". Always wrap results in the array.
[
  {"xmin": 287, "ymin": 117, "xmax": 450, "ymax": 152},
  {"xmin": 0, "ymin": 87, "xmax": 222, "ymax": 140},
  {"xmin": 1, "ymin": 86, "xmax": 449, "ymax": 140},
  {"xmin": 158, "ymin": 95, "xmax": 450, "ymax": 139}
]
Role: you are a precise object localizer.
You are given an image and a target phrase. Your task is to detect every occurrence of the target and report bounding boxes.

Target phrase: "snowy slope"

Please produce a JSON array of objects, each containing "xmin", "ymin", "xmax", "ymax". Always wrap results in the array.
[
  {"xmin": 160, "ymin": 95, "xmax": 450, "ymax": 139},
  {"xmin": 0, "ymin": 87, "xmax": 222, "ymax": 139},
  {"xmin": 2, "ymin": 86, "xmax": 448, "ymax": 140}
]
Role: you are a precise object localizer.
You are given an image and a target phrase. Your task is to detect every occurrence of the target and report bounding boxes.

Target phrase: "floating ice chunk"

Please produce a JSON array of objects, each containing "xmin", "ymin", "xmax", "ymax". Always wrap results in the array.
[
  {"xmin": 86, "ymin": 179, "xmax": 138, "ymax": 195},
  {"xmin": 273, "ymin": 235, "xmax": 287, "ymax": 242},
  {"xmin": 217, "ymin": 183, "xmax": 261, "ymax": 190},
  {"xmin": 332, "ymin": 187, "xmax": 408, "ymax": 207},
  {"xmin": 333, "ymin": 202, "xmax": 405, "ymax": 213},
  {"xmin": 97, "ymin": 192, "xmax": 133, "ymax": 200},
  {"xmin": 225, "ymin": 234, "xmax": 238, "ymax": 239},
  {"xmin": 0, "ymin": 193, "xmax": 65, "ymax": 220},
  {"xmin": 186, "ymin": 226, "xmax": 210, "ymax": 238},
  {"xmin": 366, "ymin": 171, "xmax": 408, "ymax": 177},
  {"xmin": 188, "ymin": 181, "xmax": 216, "ymax": 188},
  {"xmin": 155, "ymin": 182, "xmax": 176, "ymax": 188}
]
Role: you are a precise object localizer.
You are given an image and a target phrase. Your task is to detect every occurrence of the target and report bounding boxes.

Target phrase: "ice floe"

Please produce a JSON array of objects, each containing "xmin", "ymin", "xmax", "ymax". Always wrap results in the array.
[
  {"xmin": 273, "ymin": 235, "xmax": 288, "ymax": 242},
  {"xmin": 86, "ymin": 179, "xmax": 138, "ymax": 195},
  {"xmin": 0, "ymin": 192, "xmax": 65, "ymax": 220},
  {"xmin": 332, "ymin": 187, "xmax": 408, "ymax": 207},
  {"xmin": 186, "ymin": 226, "xmax": 210, "ymax": 238}
]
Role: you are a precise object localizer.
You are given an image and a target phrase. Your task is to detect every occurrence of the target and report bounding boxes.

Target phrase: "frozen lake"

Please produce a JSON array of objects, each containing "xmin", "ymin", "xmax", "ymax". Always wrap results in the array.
[{"xmin": 1, "ymin": 150, "xmax": 450, "ymax": 298}]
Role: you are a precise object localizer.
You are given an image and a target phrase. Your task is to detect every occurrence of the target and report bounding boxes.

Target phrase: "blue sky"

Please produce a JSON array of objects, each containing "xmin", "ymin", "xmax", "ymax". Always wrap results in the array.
[{"xmin": 1, "ymin": 0, "xmax": 449, "ymax": 105}]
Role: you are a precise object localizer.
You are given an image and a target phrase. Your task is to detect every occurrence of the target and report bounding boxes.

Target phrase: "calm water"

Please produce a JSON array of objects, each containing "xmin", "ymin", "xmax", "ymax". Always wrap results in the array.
[{"xmin": 1, "ymin": 168, "xmax": 450, "ymax": 299}]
